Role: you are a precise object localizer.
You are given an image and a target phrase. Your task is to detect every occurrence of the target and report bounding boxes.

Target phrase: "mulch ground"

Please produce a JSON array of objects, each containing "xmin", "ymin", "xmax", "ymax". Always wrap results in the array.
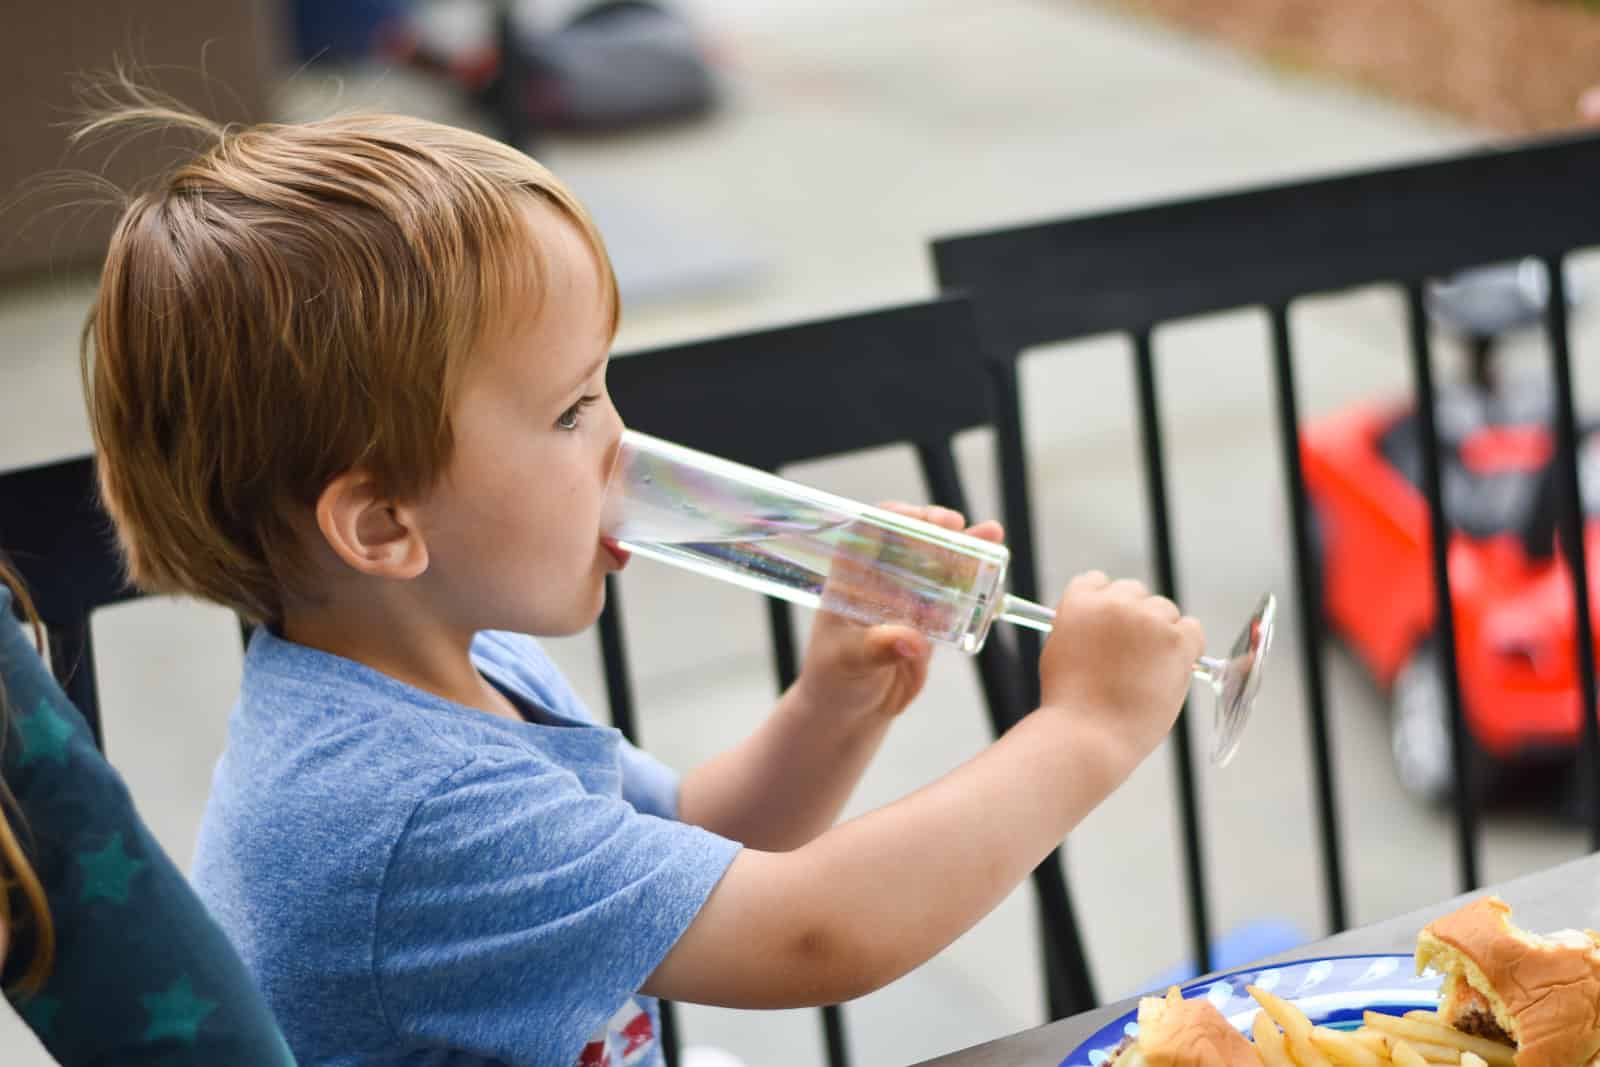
[{"xmin": 1099, "ymin": 0, "xmax": 1600, "ymax": 134}]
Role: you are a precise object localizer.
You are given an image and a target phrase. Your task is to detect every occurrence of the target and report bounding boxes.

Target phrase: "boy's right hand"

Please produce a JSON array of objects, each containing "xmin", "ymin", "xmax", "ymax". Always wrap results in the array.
[
  {"xmin": 648, "ymin": 569, "xmax": 1206, "ymax": 1011},
  {"xmin": 1037, "ymin": 570, "xmax": 1205, "ymax": 772}
]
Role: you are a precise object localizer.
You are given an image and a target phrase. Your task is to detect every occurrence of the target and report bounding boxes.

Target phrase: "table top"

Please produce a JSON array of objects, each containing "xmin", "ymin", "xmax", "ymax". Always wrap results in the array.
[{"xmin": 914, "ymin": 850, "xmax": 1600, "ymax": 1067}]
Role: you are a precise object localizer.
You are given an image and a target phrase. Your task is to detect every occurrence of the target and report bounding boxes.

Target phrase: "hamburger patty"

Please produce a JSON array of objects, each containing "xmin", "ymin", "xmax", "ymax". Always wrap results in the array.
[{"xmin": 1453, "ymin": 1006, "xmax": 1515, "ymax": 1047}]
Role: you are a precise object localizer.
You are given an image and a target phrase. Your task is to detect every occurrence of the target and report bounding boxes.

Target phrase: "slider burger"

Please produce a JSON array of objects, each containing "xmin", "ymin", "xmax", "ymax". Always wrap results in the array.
[
  {"xmin": 1107, "ymin": 986, "xmax": 1263, "ymax": 1067},
  {"xmin": 1415, "ymin": 896, "xmax": 1600, "ymax": 1067}
]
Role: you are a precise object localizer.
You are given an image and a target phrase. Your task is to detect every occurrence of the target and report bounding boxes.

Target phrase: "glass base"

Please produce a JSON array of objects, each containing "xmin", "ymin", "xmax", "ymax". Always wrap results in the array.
[{"xmin": 1199, "ymin": 592, "xmax": 1278, "ymax": 767}]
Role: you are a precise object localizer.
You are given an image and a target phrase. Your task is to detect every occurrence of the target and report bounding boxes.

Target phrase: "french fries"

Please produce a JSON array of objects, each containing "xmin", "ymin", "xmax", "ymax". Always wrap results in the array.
[
  {"xmin": 1236, "ymin": 985, "xmax": 1515, "ymax": 1067},
  {"xmin": 1249, "ymin": 987, "xmax": 1334, "ymax": 1067},
  {"xmin": 1312, "ymin": 1026, "xmax": 1384, "ymax": 1067},
  {"xmin": 1255, "ymin": 1006, "xmax": 1298, "ymax": 1067},
  {"xmin": 1250, "ymin": 987, "xmax": 1314, "ymax": 1042},
  {"xmin": 1361, "ymin": 1012, "xmax": 1517, "ymax": 1067},
  {"xmin": 1391, "ymin": 1040, "xmax": 1431, "ymax": 1067},
  {"xmin": 1351, "ymin": 1031, "xmax": 1389, "ymax": 1055},
  {"xmin": 1396, "ymin": 1039, "xmax": 1482, "ymax": 1064}
]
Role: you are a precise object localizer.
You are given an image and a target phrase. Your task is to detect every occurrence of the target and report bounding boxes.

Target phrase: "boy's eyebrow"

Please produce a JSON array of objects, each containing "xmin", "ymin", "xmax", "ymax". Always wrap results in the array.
[{"xmin": 558, "ymin": 352, "xmax": 610, "ymax": 399}]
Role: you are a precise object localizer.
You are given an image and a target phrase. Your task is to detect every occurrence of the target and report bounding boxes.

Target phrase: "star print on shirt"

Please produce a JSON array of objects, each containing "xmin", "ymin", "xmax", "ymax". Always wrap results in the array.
[
  {"xmin": 77, "ymin": 832, "xmax": 147, "ymax": 905},
  {"xmin": 141, "ymin": 975, "xmax": 218, "ymax": 1044},
  {"xmin": 13, "ymin": 697, "xmax": 73, "ymax": 768}
]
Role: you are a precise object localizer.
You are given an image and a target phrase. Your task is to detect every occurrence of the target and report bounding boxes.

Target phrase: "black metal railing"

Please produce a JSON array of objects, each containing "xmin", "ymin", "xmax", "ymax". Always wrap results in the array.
[{"xmin": 933, "ymin": 128, "xmax": 1600, "ymax": 1001}]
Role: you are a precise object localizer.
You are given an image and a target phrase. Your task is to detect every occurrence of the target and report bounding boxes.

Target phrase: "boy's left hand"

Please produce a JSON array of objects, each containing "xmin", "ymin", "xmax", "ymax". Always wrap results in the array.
[{"xmin": 794, "ymin": 503, "xmax": 1004, "ymax": 725}]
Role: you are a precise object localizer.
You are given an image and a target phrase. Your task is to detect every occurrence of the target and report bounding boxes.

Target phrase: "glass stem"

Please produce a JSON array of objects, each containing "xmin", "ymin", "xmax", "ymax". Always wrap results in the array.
[
  {"xmin": 1193, "ymin": 655, "xmax": 1227, "ymax": 687},
  {"xmin": 995, "ymin": 593, "xmax": 1056, "ymax": 633},
  {"xmin": 995, "ymin": 593, "xmax": 1224, "ymax": 682}
]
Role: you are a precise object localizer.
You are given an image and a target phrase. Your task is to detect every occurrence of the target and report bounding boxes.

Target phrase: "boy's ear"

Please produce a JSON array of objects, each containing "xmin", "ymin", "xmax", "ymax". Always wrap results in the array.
[{"xmin": 314, "ymin": 469, "xmax": 429, "ymax": 580}]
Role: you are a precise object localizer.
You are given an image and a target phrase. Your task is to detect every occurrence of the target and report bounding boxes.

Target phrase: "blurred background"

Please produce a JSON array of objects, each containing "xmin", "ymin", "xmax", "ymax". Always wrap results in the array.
[{"xmin": 2, "ymin": 1, "xmax": 1599, "ymax": 1064}]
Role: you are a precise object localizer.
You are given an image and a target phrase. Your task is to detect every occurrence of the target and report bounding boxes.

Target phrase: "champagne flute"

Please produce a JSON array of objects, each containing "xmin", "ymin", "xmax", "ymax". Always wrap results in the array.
[{"xmin": 603, "ymin": 430, "xmax": 1276, "ymax": 766}]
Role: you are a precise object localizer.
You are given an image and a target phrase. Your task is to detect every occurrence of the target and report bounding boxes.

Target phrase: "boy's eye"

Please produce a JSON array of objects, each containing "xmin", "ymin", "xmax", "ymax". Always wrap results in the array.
[{"xmin": 556, "ymin": 394, "xmax": 600, "ymax": 431}]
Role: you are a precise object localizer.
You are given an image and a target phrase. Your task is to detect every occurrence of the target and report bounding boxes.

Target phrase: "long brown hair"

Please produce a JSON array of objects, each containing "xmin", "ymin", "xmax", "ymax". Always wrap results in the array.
[{"xmin": 0, "ymin": 557, "xmax": 56, "ymax": 995}]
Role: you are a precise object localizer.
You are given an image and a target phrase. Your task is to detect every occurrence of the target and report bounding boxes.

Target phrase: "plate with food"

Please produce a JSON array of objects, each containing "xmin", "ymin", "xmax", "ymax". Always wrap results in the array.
[{"xmin": 1062, "ymin": 897, "xmax": 1600, "ymax": 1067}]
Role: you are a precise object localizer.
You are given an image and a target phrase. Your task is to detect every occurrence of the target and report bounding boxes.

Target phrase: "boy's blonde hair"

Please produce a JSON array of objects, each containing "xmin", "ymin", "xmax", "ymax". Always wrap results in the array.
[{"xmin": 81, "ymin": 106, "xmax": 619, "ymax": 623}]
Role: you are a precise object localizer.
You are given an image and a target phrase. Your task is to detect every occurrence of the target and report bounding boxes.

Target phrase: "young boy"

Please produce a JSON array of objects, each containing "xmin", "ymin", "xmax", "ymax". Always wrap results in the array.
[{"xmin": 82, "ymin": 108, "xmax": 1204, "ymax": 1066}]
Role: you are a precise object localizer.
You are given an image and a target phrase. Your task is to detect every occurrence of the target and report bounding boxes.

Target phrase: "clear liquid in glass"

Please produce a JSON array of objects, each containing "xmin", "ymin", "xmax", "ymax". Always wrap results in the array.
[{"xmin": 614, "ymin": 509, "xmax": 1012, "ymax": 653}]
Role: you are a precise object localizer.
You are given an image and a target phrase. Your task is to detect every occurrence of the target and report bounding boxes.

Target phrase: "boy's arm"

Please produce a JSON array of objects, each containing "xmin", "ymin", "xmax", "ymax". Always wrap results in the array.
[
  {"xmin": 645, "ymin": 572, "xmax": 1203, "ymax": 1008},
  {"xmin": 646, "ymin": 701, "xmax": 1125, "ymax": 1008},
  {"xmin": 678, "ymin": 504, "xmax": 998, "ymax": 851},
  {"xmin": 675, "ymin": 675, "xmax": 899, "ymax": 850}
]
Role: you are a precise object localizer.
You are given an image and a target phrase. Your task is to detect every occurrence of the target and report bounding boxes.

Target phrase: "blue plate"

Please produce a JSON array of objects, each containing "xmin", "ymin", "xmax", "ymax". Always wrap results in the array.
[{"xmin": 1061, "ymin": 955, "xmax": 1444, "ymax": 1067}]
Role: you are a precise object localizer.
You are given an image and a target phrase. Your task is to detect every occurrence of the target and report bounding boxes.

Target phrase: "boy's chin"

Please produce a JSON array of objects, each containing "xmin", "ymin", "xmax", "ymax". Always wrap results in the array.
[
  {"xmin": 523, "ymin": 592, "xmax": 609, "ymax": 638},
  {"xmin": 479, "ymin": 579, "xmax": 608, "ymax": 638}
]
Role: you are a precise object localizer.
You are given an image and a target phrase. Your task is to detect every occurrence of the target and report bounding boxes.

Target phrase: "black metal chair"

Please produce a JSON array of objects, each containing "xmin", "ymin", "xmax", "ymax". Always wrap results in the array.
[
  {"xmin": 0, "ymin": 454, "xmax": 135, "ymax": 751},
  {"xmin": 933, "ymin": 129, "xmax": 1600, "ymax": 987},
  {"xmin": 0, "ymin": 454, "xmax": 259, "ymax": 750},
  {"xmin": 602, "ymin": 295, "xmax": 1095, "ymax": 1066}
]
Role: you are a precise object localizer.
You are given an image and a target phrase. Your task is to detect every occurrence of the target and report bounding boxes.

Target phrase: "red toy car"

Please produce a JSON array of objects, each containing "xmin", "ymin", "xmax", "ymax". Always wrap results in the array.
[{"xmin": 1301, "ymin": 378, "xmax": 1600, "ymax": 805}]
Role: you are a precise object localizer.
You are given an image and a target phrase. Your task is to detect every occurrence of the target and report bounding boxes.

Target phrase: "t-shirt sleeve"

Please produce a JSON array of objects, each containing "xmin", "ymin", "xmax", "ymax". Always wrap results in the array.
[
  {"xmin": 616, "ymin": 738, "xmax": 682, "ymax": 820},
  {"xmin": 0, "ymin": 593, "xmax": 296, "ymax": 1067},
  {"xmin": 373, "ymin": 751, "xmax": 740, "ymax": 1065},
  {"xmin": 471, "ymin": 630, "xmax": 686, "ymax": 820}
]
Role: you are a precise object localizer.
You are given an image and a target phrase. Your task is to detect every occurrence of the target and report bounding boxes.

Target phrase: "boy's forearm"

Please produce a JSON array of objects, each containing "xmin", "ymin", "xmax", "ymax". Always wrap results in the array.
[
  {"xmin": 678, "ymin": 684, "xmax": 894, "ymax": 851},
  {"xmin": 647, "ymin": 702, "xmax": 1138, "ymax": 1007},
  {"xmin": 790, "ymin": 703, "xmax": 1130, "ymax": 994}
]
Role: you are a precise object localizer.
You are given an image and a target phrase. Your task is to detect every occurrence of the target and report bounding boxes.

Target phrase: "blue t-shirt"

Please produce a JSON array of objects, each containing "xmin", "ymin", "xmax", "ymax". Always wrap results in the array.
[{"xmin": 191, "ymin": 629, "xmax": 741, "ymax": 1067}]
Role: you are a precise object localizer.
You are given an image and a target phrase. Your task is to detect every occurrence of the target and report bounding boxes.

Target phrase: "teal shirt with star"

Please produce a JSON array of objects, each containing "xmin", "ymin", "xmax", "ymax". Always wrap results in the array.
[{"xmin": 1, "ymin": 586, "xmax": 295, "ymax": 1065}]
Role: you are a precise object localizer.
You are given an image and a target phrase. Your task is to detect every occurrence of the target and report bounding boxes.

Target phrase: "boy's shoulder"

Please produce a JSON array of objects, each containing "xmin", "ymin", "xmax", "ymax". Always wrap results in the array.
[
  {"xmin": 202, "ymin": 628, "xmax": 613, "ymax": 895},
  {"xmin": 232, "ymin": 628, "xmax": 602, "ymax": 771},
  {"xmin": 232, "ymin": 628, "xmax": 581, "ymax": 774}
]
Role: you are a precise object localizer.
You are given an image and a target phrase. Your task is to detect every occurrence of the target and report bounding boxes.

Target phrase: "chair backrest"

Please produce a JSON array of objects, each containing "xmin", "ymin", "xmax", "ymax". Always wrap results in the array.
[
  {"xmin": 933, "ymin": 129, "xmax": 1600, "ymax": 982},
  {"xmin": 0, "ymin": 454, "xmax": 137, "ymax": 750},
  {"xmin": 601, "ymin": 295, "xmax": 1094, "ymax": 1064}
]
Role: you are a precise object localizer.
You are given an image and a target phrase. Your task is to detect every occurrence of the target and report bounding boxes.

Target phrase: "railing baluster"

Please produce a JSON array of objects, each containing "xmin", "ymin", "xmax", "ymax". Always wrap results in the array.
[
  {"xmin": 915, "ymin": 444, "xmax": 1024, "ymax": 731},
  {"xmin": 49, "ymin": 622, "xmax": 103, "ymax": 752},
  {"xmin": 766, "ymin": 597, "xmax": 801, "ymax": 691},
  {"xmin": 1130, "ymin": 327, "xmax": 1211, "ymax": 977},
  {"xmin": 1402, "ymin": 282, "xmax": 1480, "ymax": 892},
  {"xmin": 1265, "ymin": 302, "xmax": 1348, "ymax": 934},
  {"xmin": 1539, "ymin": 255, "xmax": 1600, "ymax": 849},
  {"xmin": 765, "ymin": 594, "xmax": 851, "ymax": 1067},
  {"xmin": 989, "ymin": 354, "xmax": 1102, "ymax": 1011},
  {"xmin": 917, "ymin": 440, "xmax": 1096, "ymax": 1020},
  {"xmin": 596, "ymin": 580, "xmax": 684, "ymax": 1067},
  {"xmin": 599, "ymin": 578, "xmax": 641, "ymax": 743},
  {"xmin": 991, "ymin": 359, "xmax": 1046, "ymax": 713},
  {"xmin": 820, "ymin": 1007, "xmax": 850, "ymax": 1067}
]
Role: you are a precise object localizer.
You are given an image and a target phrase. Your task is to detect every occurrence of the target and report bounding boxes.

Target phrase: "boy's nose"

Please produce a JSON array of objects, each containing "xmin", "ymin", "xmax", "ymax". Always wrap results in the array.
[{"xmin": 602, "ymin": 421, "xmax": 627, "ymax": 491}]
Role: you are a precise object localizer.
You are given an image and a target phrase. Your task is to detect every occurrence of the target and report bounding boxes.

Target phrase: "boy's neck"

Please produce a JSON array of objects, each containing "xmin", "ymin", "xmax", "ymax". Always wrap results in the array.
[{"xmin": 280, "ymin": 604, "xmax": 524, "ymax": 723}]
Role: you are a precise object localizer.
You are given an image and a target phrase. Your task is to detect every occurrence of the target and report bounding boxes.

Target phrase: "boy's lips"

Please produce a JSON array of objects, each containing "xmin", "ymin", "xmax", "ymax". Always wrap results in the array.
[{"xmin": 601, "ymin": 537, "xmax": 631, "ymax": 569}]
